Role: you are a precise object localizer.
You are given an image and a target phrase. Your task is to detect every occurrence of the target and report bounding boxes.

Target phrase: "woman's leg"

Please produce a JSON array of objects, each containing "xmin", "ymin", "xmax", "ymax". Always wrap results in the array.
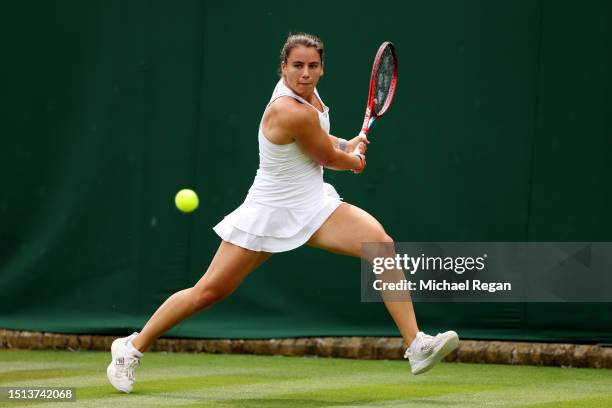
[
  {"xmin": 307, "ymin": 203, "xmax": 419, "ymax": 347},
  {"xmin": 108, "ymin": 241, "xmax": 271, "ymax": 393},
  {"xmin": 131, "ymin": 241, "xmax": 272, "ymax": 352}
]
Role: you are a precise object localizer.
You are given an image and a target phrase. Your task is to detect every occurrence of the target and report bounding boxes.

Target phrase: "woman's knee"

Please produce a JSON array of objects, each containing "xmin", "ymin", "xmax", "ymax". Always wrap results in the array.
[
  {"xmin": 189, "ymin": 286, "xmax": 229, "ymax": 311},
  {"xmin": 361, "ymin": 229, "xmax": 395, "ymax": 262},
  {"xmin": 377, "ymin": 231, "xmax": 394, "ymax": 244}
]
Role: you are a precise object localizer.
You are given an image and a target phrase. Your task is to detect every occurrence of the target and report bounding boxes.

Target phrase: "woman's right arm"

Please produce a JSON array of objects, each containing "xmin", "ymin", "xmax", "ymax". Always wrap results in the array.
[{"xmin": 278, "ymin": 102, "xmax": 365, "ymax": 173}]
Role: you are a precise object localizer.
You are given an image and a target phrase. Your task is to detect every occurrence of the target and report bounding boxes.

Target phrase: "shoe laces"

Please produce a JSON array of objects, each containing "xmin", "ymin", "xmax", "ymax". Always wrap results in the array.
[
  {"xmin": 405, "ymin": 333, "xmax": 436, "ymax": 358},
  {"xmin": 418, "ymin": 333, "xmax": 436, "ymax": 352},
  {"xmin": 117, "ymin": 356, "xmax": 140, "ymax": 381}
]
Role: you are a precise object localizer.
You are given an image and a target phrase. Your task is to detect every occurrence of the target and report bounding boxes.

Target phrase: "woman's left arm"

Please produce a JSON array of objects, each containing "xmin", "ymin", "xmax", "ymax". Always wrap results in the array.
[{"xmin": 328, "ymin": 134, "xmax": 369, "ymax": 154}]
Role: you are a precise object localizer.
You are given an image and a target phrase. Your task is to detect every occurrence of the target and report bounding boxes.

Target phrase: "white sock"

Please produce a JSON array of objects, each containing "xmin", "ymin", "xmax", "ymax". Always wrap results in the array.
[{"xmin": 127, "ymin": 339, "xmax": 143, "ymax": 358}]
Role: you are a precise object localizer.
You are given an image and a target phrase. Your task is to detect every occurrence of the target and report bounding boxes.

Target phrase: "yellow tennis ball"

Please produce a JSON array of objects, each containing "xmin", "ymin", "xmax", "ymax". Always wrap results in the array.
[{"xmin": 175, "ymin": 189, "xmax": 199, "ymax": 213}]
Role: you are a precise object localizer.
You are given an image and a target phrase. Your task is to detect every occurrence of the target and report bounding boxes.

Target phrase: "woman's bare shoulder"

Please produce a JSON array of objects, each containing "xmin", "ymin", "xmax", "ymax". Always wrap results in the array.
[
  {"xmin": 262, "ymin": 96, "xmax": 319, "ymax": 144},
  {"xmin": 266, "ymin": 96, "xmax": 316, "ymax": 126}
]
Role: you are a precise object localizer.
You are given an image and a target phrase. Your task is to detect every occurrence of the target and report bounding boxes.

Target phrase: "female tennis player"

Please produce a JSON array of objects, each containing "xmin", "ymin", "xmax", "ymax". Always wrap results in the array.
[{"xmin": 107, "ymin": 33, "xmax": 458, "ymax": 393}]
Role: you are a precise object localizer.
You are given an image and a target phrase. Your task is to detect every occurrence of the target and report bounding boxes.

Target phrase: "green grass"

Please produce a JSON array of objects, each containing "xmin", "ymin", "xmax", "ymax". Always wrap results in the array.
[{"xmin": 1, "ymin": 350, "xmax": 612, "ymax": 407}]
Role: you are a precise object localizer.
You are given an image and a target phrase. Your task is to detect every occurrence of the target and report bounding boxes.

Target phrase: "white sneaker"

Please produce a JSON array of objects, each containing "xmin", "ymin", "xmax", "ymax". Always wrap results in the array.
[
  {"xmin": 106, "ymin": 332, "xmax": 143, "ymax": 393},
  {"xmin": 405, "ymin": 331, "xmax": 459, "ymax": 375}
]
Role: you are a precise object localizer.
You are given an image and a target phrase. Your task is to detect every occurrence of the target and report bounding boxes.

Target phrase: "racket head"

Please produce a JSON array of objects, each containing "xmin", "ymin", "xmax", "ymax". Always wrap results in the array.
[{"xmin": 367, "ymin": 42, "xmax": 398, "ymax": 118}]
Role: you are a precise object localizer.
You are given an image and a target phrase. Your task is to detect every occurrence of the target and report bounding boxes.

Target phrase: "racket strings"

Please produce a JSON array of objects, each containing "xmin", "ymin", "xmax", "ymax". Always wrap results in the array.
[{"xmin": 374, "ymin": 47, "xmax": 395, "ymax": 113}]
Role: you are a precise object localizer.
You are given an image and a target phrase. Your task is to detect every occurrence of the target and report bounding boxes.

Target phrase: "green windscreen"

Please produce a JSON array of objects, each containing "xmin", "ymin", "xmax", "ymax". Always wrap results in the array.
[{"xmin": 1, "ymin": 0, "xmax": 611, "ymax": 343}]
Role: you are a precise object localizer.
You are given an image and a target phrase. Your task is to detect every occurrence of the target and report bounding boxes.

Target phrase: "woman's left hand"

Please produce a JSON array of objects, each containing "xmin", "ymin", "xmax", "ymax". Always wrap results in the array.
[{"xmin": 345, "ymin": 135, "xmax": 369, "ymax": 154}]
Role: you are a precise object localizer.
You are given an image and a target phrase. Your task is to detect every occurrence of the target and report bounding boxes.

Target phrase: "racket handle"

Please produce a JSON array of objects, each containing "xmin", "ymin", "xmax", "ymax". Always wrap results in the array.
[
  {"xmin": 358, "ymin": 117, "xmax": 374, "ymax": 140},
  {"xmin": 352, "ymin": 130, "xmax": 370, "ymax": 154}
]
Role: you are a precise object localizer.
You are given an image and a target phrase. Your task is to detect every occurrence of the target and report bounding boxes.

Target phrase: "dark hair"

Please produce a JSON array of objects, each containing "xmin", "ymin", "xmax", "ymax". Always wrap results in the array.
[{"xmin": 279, "ymin": 32, "xmax": 324, "ymax": 74}]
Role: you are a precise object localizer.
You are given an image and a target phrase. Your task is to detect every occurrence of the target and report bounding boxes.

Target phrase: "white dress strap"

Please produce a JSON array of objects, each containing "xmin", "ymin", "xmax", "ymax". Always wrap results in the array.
[
  {"xmin": 260, "ymin": 80, "xmax": 331, "ymax": 134},
  {"xmin": 265, "ymin": 81, "xmax": 326, "ymax": 114}
]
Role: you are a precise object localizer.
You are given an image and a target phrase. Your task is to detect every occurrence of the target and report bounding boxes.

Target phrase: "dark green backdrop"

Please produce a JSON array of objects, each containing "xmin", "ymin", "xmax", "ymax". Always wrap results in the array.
[{"xmin": 1, "ymin": 0, "xmax": 611, "ymax": 342}]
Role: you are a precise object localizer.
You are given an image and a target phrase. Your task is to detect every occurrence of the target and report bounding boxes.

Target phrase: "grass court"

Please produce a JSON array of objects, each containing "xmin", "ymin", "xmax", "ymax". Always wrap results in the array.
[{"xmin": 2, "ymin": 349, "xmax": 612, "ymax": 407}]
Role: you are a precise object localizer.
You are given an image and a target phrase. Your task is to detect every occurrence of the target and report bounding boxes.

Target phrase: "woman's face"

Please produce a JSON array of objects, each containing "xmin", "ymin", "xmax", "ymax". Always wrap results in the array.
[{"xmin": 281, "ymin": 45, "xmax": 323, "ymax": 96}]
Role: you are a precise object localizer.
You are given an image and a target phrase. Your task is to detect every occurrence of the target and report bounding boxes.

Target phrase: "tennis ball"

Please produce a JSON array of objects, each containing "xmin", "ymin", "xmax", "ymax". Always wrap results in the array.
[{"xmin": 175, "ymin": 189, "xmax": 199, "ymax": 213}]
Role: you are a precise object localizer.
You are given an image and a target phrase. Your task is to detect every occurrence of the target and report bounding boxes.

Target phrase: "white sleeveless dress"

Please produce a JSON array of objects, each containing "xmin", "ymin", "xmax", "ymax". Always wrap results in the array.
[{"xmin": 213, "ymin": 80, "xmax": 343, "ymax": 252}]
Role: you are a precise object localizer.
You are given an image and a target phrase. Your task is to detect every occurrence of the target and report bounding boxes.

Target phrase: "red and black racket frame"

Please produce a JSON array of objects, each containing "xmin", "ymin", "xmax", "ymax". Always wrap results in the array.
[{"xmin": 359, "ymin": 41, "xmax": 398, "ymax": 138}]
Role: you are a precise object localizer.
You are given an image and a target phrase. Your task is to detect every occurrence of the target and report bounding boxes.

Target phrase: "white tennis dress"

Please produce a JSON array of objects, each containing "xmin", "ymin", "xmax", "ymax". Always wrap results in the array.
[{"xmin": 213, "ymin": 80, "xmax": 343, "ymax": 252}]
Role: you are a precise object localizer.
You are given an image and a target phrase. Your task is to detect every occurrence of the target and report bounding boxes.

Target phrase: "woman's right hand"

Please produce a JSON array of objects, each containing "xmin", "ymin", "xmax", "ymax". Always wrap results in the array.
[{"xmin": 346, "ymin": 135, "xmax": 369, "ymax": 155}]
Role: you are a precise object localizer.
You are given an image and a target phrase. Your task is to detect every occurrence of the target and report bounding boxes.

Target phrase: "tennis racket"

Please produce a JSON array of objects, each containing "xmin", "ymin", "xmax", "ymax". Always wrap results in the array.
[{"xmin": 353, "ymin": 42, "xmax": 398, "ymax": 153}]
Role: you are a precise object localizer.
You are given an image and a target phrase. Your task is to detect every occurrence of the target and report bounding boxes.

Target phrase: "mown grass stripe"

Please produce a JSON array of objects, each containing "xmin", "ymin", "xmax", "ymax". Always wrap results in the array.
[{"xmin": 1, "ymin": 350, "xmax": 612, "ymax": 408}]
